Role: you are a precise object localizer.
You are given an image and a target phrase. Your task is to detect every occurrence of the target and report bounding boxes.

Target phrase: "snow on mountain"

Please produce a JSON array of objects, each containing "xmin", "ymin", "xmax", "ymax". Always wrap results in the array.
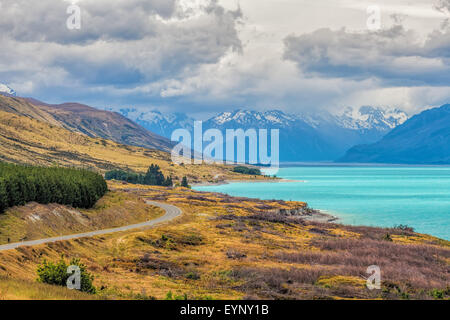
[
  {"xmin": 118, "ymin": 108, "xmax": 194, "ymax": 138},
  {"xmin": 0, "ymin": 83, "xmax": 16, "ymax": 96},
  {"xmin": 208, "ymin": 107, "xmax": 408, "ymax": 132},
  {"xmin": 117, "ymin": 106, "xmax": 409, "ymax": 161},
  {"xmin": 339, "ymin": 104, "xmax": 450, "ymax": 164},
  {"xmin": 208, "ymin": 109, "xmax": 298, "ymax": 127},
  {"xmin": 333, "ymin": 106, "xmax": 408, "ymax": 131}
]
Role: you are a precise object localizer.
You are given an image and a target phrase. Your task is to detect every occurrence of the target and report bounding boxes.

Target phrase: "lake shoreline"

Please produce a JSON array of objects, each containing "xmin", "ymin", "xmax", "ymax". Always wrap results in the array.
[
  {"xmin": 192, "ymin": 179, "xmax": 338, "ymax": 224},
  {"xmin": 193, "ymin": 166, "xmax": 450, "ymax": 240},
  {"xmin": 191, "ymin": 178, "xmax": 303, "ymax": 187}
]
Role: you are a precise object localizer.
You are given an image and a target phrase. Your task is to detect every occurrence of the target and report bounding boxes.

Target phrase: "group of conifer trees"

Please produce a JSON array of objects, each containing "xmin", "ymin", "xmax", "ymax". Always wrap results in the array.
[
  {"xmin": 0, "ymin": 162, "xmax": 107, "ymax": 213},
  {"xmin": 105, "ymin": 164, "xmax": 173, "ymax": 187}
]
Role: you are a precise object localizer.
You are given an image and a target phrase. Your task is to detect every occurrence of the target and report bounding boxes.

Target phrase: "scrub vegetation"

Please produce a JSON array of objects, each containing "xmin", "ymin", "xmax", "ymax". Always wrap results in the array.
[{"xmin": 0, "ymin": 181, "xmax": 448, "ymax": 300}]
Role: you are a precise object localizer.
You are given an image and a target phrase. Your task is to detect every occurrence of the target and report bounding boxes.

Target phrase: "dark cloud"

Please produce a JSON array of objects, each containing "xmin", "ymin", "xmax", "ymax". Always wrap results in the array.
[
  {"xmin": 0, "ymin": 0, "xmax": 242, "ymax": 90},
  {"xmin": 0, "ymin": 0, "xmax": 177, "ymax": 44},
  {"xmin": 283, "ymin": 25, "xmax": 450, "ymax": 86}
]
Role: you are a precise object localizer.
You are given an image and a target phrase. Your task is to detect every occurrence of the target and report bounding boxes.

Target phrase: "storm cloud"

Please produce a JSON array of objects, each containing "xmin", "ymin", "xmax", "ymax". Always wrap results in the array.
[
  {"xmin": 0, "ymin": 0, "xmax": 449, "ymax": 116},
  {"xmin": 283, "ymin": 25, "xmax": 450, "ymax": 86},
  {"xmin": 0, "ymin": 0, "xmax": 241, "ymax": 93}
]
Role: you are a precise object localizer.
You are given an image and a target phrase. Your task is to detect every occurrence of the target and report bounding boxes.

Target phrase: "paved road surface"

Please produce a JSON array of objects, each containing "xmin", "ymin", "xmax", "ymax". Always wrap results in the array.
[{"xmin": 0, "ymin": 201, "xmax": 182, "ymax": 252}]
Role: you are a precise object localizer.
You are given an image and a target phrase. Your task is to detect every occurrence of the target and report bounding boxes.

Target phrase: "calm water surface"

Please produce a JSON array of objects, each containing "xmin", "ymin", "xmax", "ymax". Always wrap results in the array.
[{"xmin": 194, "ymin": 166, "xmax": 450, "ymax": 240}]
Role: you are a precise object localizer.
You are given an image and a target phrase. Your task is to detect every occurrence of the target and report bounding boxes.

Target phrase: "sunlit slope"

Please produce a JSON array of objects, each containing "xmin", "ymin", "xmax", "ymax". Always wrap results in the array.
[
  {"xmin": 0, "ymin": 95, "xmax": 173, "ymax": 152},
  {"xmin": 0, "ymin": 109, "xmax": 264, "ymax": 182}
]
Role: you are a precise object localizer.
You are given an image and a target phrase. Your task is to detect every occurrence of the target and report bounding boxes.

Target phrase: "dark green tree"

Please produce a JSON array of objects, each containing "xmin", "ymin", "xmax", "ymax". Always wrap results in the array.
[
  {"xmin": 181, "ymin": 176, "xmax": 189, "ymax": 188},
  {"xmin": 0, "ymin": 178, "xmax": 8, "ymax": 213},
  {"xmin": 0, "ymin": 162, "xmax": 107, "ymax": 214},
  {"xmin": 163, "ymin": 176, "xmax": 173, "ymax": 187},
  {"xmin": 144, "ymin": 164, "xmax": 165, "ymax": 186}
]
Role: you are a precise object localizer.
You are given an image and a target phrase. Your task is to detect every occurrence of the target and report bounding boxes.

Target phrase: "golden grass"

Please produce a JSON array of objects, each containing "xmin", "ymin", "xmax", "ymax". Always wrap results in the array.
[
  {"xmin": 0, "ymin": 276, "xmax": 99, "ymax": 300},
  {"xmin": 0, "ymin": 182, "xmax": 447, "ymax": 300},
  {"xmin": 0, "ymin": 110, "xmax": 274, "ymax": 184},
  {"xmin": 0, "ymin": 191, "xmax": 164, "ymax": 244}
]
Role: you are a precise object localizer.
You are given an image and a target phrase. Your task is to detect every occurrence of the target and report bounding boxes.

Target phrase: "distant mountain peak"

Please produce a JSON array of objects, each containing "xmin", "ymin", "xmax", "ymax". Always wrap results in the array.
[
  {"xmin": 334, "ymin": 106, "xmax": 408, "ymax": 131},
  {"xmin": 116, "ymin": 107, "xmax": 195, "ymax": 138},
  {"xmin": 210, "ymin": 109, "xmax": 298, "ymax": 127},
  {"xmin": 0, "ymin": 83, "xmax": 16, "ymax": 96},
  {"xmin": 338, "ymin": 103, "xmax": 450, "ymax": 164}
]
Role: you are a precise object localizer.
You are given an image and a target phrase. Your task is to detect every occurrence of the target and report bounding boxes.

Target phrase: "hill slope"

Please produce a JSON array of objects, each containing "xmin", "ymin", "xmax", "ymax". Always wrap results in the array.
[
  {"xmin": 0, "ymin": 108, "xmax": 267, "ymax": 183},
  {"xmin": 338, "ymin": 104, "xmax": 450, "ymax": 164},
  {"xmin": 0, "ymin": 95, "xmax": 172, "ymax": 152}
]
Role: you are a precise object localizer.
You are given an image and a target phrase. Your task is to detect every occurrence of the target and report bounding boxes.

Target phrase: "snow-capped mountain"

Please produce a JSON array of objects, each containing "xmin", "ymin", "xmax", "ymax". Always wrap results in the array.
[
  {"xmin": 334, "ymin": 106, "xmax": 408, "ymax": 132},
  {"xmin": 206, "ymin": 107, "xmax": 409, "ymax": 161},
  {"xmin": 207, "ymin": 107, "xmax": 407, "ymax": 133},
  {"xmin": 207, "ymin": 109, "xmax": 298, "ymax": 127},
  {"xmin": 0, "ymin": 83, "xmax": 16, "ymax": 96},
  {"xmin": 117, "ymin": 106, "xmax": 409, "ymax": 162},
  {"xmin": 339, "ymin": 104, "xmax": 450, "ymax": 164},
  {"xmin": 118, "ymin": 108, "xmax": 194, "ymax": 138}
]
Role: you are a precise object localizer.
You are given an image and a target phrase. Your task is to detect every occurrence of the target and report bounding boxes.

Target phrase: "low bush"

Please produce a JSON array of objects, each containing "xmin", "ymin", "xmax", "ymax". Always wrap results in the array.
[{"xmin": 36, "ymin": 258, "xmax": 96, "ymax": 294}]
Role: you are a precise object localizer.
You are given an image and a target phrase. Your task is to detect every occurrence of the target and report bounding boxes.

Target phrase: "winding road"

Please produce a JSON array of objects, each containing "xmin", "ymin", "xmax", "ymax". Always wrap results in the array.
[{"xmin": 0, "ymin": 201, "xmax": 182, "ymax": 252}]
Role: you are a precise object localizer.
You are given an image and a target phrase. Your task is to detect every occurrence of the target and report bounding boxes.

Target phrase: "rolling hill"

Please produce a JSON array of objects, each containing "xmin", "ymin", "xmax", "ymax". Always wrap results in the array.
[
  {"xmin": 0, "ymin": 98, "xmax": 268, "ymax": 183},
  {"xmin": 338, "ymin": 104, "xmax": 450, "ymax": 164},
  {"xmin": 0, "ymin": 94, "xmax": 173, "ymax": 152}
]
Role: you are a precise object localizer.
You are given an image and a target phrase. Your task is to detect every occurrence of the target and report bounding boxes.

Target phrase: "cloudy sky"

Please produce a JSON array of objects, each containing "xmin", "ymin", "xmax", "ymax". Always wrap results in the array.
[{"xmin": 0, "ymin": 0, "xmax": 449, "ymax": 117}]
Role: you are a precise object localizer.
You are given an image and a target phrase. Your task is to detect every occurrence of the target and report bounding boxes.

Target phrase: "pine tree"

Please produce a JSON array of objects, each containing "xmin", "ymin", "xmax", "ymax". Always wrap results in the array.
[
  {"xmin": 181, "ymin": 176, "xmax": 189, "ymax": 188},
  {"xmin": 163, "ymin": 176, "xmax": 173, "ymax": 187},
  {"xmin": 0, "ymin": 161, "xmax": 107, "ymax": 213},
  {"xmin": 0, "ymin": 178, "xmax": 8, "ymax": 213}
]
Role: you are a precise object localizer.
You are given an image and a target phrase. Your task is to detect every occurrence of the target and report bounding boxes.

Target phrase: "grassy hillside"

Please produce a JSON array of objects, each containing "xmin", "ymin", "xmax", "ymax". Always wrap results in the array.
[
  {"xmin": 0, "ymin": 109, "xmax": 270, "ymax": 183},
  {"xmin": 0, "ymin": 276, "xmax": 99, "ymax": 300},
  {"xmin": 0, "ymin": 191, "xmax": 163, "ymax": 244},
  {"xmin": 0, "ymin": 182, "xmax": 448, "ymax": 300},
  {"xmin": 0, "ymin": 95, "xmax": 172, "ymax": 152}
]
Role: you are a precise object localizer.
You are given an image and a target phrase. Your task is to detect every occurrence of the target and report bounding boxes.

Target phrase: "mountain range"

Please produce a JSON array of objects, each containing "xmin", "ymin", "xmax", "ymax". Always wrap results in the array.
[
  {"xmin": 118, "ymin": 107, "xmax": 408, "ymax": 161},
  {"xmin": 3, "ymin": 83, "xmax": 448, "ymax": 165},
  {"xmin": 339, "ymin": 104, "xmax": 450, "ymax": 164}
]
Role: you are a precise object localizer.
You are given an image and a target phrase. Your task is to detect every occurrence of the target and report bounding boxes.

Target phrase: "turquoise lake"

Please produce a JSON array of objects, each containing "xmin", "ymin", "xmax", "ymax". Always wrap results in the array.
[{"xmin": 194, "ymin": 166, "xmax": 450, "ymax": 240}]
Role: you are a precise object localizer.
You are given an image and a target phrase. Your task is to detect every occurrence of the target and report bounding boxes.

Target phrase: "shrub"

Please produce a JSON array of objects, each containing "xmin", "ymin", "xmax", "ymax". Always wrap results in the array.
[
  {"xmin": 185, "ymin": 271, "xmax": 201, "ymax": 280},
  {"xmin": 429, "ymin": 288, "xmax": 449, "ymax": 299},
  {"xmin": 393, "ymin": 224, "xmax": 415, "ymax": 233},
  {"xmin": 36, "ymin": 258, "xmax": 96, "ymax": 294},
  {"xmin": 233, "ymin": 166, "xmax": 261, "ymax": 175},
  {"xmin": 165, "ymin": 291, "xmax": 188, "ymax": 300},
  {"xmin": 226, "ymin": 249, "xmax": 247, "ymax": 260}
]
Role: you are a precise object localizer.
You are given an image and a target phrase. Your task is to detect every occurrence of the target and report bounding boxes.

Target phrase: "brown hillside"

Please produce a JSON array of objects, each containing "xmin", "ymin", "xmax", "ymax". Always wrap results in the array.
[
  {"xmin": 0, "ymin": 108, "xmax": 269, "ymax": 183},
  {"xmin": 0, "ymin": 95, "xmax": 172, "ymax": 152}
]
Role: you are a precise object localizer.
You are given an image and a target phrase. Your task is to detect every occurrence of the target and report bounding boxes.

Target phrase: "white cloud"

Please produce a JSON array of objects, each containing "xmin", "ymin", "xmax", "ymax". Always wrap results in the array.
[{"xmin": 0, "ymin": 0, "xmax": 449, "ymax": 115}]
